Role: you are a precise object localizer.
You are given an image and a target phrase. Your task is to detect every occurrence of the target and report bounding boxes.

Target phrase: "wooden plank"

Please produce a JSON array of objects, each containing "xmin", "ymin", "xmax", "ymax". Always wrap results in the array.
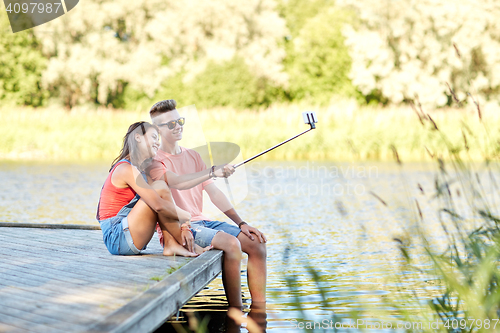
[
  {"xmin": 0, "ymin": 289, "xmax": 103, "ymax": 321},
  {"xmin": 0, "ymin": 227, "xmax": 224, "ymax": 332},
  {"xmin": 88, "ymin": 250, "xmax": 223, "ymax": 333},
  {"xmin": 0, "ymin": 273, "xmax": 134, "ymax": 306},
  {"xmin": 0, "ymin": 230, "xmax": 190, "ymax": 275},
  {"xmin": 0, "ymin": 295, "xmax": 92, "ymax": 329},
  {"xmin": 0, "ymin": 247, "xmax": 167, "ymax": 287},
  {"xmin": 0, "ymin": 252, "xmax": 172, "ymax": 287},
  {"xmin": 0, "ymin": 222, "xmax": 100, "ymax": 230},
  {"xmin": 0, "ymin": 313, "xmax": 35, "ymax": 333},
  {"xmin": 0, "ymin": 306, "xmax": 69, "ymax": 333},
  {"xmin": 0, "ymin": 323, "xmax": 30, "ymax": 333}
]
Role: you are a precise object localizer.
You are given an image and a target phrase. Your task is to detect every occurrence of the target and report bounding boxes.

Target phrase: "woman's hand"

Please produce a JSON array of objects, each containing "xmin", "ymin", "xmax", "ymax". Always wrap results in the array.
[
  {"xmin": 181, "ymin": 226, "xmax": 195, "ymax": 253},
  {"xmin": 214, "ymin": 164, "xmax": 235, "ymax": 178}
]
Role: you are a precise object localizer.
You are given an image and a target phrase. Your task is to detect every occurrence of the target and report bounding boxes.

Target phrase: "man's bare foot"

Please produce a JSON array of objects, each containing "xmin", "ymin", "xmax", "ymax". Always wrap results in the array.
[
  {"xmin": 163, "ymin": 240, "xmax": 198, "ymax": 257},
  {"xmin": 228, "ymin": 307, "xmax": 264, "ymax": 333},
  {"xmin": 194, "ymin": 244, "xmax": 213, "ymax": 255}
]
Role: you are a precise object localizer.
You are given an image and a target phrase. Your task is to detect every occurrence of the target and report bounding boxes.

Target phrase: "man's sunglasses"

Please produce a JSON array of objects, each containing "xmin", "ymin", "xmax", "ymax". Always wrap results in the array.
[{"xmin": 158, "ymin": 117, "xmax": 186, "ymax": 130}]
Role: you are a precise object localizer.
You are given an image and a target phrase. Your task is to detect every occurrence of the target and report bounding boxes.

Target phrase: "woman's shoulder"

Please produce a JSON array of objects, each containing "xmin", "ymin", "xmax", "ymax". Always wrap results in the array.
[{"xmin": 112, "ymin": 161, "xmax": 135, "ymax": 178}]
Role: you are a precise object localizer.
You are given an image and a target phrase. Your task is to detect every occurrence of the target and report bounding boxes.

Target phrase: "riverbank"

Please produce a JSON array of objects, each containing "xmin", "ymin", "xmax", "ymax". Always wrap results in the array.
[{"xmin": 1, "ymin": 103, "xmax": 498, "ymax": 162}]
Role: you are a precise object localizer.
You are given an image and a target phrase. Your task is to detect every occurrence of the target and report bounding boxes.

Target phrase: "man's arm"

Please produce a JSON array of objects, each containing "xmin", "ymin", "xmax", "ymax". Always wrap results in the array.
[
  {"xmin": 204, "ymin": 183, "xmax": 266, "ymax": 243},
  {"xmin": 167, "ymin": 165, "xmax": 235, "ymax": 190}
]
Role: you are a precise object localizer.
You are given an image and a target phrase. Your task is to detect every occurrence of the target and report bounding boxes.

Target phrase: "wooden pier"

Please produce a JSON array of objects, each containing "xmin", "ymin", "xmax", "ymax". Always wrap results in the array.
[{"xmin": 0, "ymin": 224, "xmax": 223, "ymax": 333}]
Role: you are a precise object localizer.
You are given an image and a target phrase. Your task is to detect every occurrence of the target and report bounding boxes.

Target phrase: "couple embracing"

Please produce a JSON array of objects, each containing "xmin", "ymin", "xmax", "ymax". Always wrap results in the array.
[{"xmin": 96, "ymin": 100, "xmax": 266, "ymax": 307}]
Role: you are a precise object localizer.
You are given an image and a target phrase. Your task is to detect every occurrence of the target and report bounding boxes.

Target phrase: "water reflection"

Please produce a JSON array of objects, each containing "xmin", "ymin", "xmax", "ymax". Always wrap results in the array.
[
  {"xmin": 0, "ymin": 161, "xmax": 107, "ymax": 224},
  {"xmin": 157, "ymin": 300, "xmax": 267, "ymax": 333}
]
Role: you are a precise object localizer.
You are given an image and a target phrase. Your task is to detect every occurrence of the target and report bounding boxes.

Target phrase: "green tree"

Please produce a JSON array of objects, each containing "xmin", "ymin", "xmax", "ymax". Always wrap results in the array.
[
  {"xmin": 0, "ymin": 10, "xmax": 46, "ymax": 106},
  {"xmin": 278, "ymin": 0, "xmax": 358, "ymax": 104},
  {"xmin": 157, "ymin": 57, "xmax": 283, "ymax": 109},
  {"xmin": 340, "ymin": 0, "xmax": 500, "ymax": 108},
  {"xmin": 37, "ymin": 0, "xmax": 287, "ymax": 109}
]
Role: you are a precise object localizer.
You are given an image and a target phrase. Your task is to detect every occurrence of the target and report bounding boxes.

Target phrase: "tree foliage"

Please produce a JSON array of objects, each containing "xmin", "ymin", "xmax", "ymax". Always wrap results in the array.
[
  {"xmin": 4, "ymin": 0, "xmax": 499, "ymax": 109},
  {"xmin": 339, "ymin": 0, "xmax": 500, "ymax": 107},
  {"xmin": 36, "ymin": 0, "xmax": 287, "ymax": 108},
  {"xmin": 278, "ymin": 0, "xmax": 358, "ymax": 104},
  {"xmin": 0, "ymin": 9, "xmax": 46, "ymax": 106},
  {"xmin": 158, "ymin": 57, "xmax": 282, "ymax": 109}
]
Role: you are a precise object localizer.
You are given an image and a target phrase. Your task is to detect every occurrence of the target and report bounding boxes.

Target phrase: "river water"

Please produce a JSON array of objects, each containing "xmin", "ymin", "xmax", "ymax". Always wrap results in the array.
[{"xmin": 0, "ymin": 160, "xmax": 491, "ymax": 332}]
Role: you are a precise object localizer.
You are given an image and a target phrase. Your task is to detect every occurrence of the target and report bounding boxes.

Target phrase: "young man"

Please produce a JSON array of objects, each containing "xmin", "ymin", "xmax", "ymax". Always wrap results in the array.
[{"xmin": 148, "ymin": 100, "xmax": 267, "ymax": 307}]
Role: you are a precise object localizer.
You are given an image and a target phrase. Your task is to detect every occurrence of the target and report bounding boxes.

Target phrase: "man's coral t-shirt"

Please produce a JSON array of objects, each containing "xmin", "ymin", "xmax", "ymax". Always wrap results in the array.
[{"xmin": 149, "ymin": 147, "xmax": 213, "ymax": 221}]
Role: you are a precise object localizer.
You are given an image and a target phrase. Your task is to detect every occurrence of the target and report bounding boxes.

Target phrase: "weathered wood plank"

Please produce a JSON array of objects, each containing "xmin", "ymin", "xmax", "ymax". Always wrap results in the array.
[
  {"xmin": 0, "ymin": 227, "xmax": 224, "ymax": 333},
  {"xmin": 0, "ymin": 273, "xmax": 135, "ymax": 306},
  {"xmin": 0, "ymin": 313, "xmax": 33, "ymax": 333},
  {"xmin": 0, "ymin": 230, "xmax": 189, "ymax": 276},
  {"xmin": 0, "ymin": 222, "xmax": 100, "ymax": 230},
  {"xmin": 0, "ymin": 289, "xmax": 101, "ymax": 321},
  {"xmin": 0, "ymin": 306, "xmax": 69, "ymax": 333},
  {"xmin": 0, "ymin": 253, "xmax": 173, "ymax": 287},
  {"xmin": 87, "ymin": 250, "xmax": 223, "ymax": 333},
  {"xmin": 0, "ymin": 295, "xmax": 92, "ymax": 329},
  {"xmin": 0, "ymin": 247, "xmax": 163, "ymax": 283}
]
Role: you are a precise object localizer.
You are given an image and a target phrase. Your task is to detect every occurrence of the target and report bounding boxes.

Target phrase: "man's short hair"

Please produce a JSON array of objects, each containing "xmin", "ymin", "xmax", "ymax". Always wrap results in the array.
[{"xmin": 150, "ymin": 100, "xmax": 177, "ymax": 117}]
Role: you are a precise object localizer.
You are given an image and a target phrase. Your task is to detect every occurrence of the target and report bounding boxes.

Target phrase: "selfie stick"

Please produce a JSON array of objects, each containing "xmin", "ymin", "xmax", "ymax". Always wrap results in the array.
[{"xmin": 234, "ymin": 111, "xmax": 318, "ymax": 168}]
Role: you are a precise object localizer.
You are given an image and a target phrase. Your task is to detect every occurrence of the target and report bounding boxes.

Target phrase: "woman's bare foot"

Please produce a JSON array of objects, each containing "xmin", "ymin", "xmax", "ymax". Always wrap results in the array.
[
  {"xmin": 163, "ymin": 240, "xmax": 198, "ymax": 257},
  {"xmin": 194, "ymin": 244, "xmax": 213, "ymax": 255}
]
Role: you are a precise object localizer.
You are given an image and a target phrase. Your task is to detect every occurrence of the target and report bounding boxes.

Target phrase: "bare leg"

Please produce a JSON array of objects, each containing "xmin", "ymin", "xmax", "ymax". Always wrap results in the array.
[
  {"xmin": 211, "ymin": 232, "xmax": 243, "ymax": 307},
  {"xmin": 194, "ymin": 244, "xmax": 213, "ymax": 254},
  {"xmin": 126, "ymin": 199, "xmax": 196, "ymax": 257},
  {"xmin": 150, "ymin": 181, "xmax": 198, "ymax": 256},
  {"xmin": 126, "ymin": 181, "xmax": 197, "ymax": 257},
  {"xmin": 238, "ymin": 233, "xmax": 267, "ymax": 302},
  {"xmin": 248, "ymin": 302, "xmax": 267, "ymax": 332},
  {"xmin": 227, "ymin": 307, "xmax": 264, "ymax": 333}
]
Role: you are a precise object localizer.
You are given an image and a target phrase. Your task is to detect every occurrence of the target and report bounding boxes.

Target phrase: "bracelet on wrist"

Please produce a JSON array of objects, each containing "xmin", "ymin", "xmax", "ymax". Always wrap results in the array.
[
  {"xmin": 238, "ymin": 221, "xmax": 247, "ymax": 228},
  {"xmin": 210, "ymin": 165, "xmax": 217, "ymax": 179},
  {"xmin": 181, "ymin": 225, "xmax": 193, "ymax": 234}
]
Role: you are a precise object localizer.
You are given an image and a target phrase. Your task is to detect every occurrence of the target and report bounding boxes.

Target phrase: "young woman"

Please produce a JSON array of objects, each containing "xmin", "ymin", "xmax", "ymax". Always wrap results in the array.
[{"xmin": 96, "ymin": 121, "xmax": 202, "ymax": 256}]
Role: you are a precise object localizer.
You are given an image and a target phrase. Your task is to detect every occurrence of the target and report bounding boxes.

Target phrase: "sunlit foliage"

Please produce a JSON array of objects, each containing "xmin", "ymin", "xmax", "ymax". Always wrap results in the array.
[{"xmin": 340, "ymin": 0, "xmax": 500, "ymax": 107}]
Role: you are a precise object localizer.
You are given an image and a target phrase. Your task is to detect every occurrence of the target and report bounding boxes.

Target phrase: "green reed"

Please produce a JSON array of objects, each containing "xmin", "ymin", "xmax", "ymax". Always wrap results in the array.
[
  {"xmin": 272, "ymin": 97, "xmax": 500, "ymax": 332},
  {"xmin": 2, "ymin": 103, "xmax": 500, "ymax": 162},
  {"xmin": 384, "ymin": 100, "xmax": 500, "ymax": 332}
]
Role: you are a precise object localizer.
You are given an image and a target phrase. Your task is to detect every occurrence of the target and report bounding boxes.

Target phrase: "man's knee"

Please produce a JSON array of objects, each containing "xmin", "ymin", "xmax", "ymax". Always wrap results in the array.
[
  {"xmin": 215, "ymin": 233, "xmax": 242, "ymax": 260},
  {"xmin": 227, "ymin": 235, "xmax": 242, "ymax": 253},
  {"xmin": 239, "ymin": 233, "xmax": 267, "ymax": 258},
  {"xmin": 227, "ymin": 236, "xmax": 242, "ymax": 261},
  {"xmin": 247, "ymin": 241, "xmax": 266, "ymax": 259}
]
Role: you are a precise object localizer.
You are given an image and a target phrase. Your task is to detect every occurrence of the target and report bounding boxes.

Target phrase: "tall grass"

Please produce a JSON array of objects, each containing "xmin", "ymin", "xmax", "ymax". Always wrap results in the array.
[
  {"xmin": 0, "ymin": 107, "xmax": 142, "ymax": 161},
  {"xmin": 273, "ymin": 98, "xmax": 500, "ymax": 332},
  {"xmin": 385, "ymin": 102, "xmax": 500, "ymax": 331},
  {"xmin": 2, "ymin": 102, "xmax": 500, "ymax": 162}
]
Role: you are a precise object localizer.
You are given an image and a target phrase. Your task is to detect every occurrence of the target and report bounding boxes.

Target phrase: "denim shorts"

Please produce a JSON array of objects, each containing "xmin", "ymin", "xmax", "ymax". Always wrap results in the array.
[
  {"xmin": 98, "ymin": 196, "xmax": 146, "ymax": 255},
  {"xmin": 190, "ymin": 220, "xmax": 241, "ymax": 248}
]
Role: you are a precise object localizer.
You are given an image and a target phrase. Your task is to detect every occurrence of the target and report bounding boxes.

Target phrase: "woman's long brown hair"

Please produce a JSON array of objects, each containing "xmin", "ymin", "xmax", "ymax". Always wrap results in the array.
[{"xmin": 110, "ymin": 121, "xmax": 157, "ymax": 171}]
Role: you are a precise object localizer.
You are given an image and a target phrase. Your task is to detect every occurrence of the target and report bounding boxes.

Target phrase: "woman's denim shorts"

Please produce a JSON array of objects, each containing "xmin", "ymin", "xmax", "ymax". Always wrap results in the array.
[
  {"xmin": 191, "ymin": 220, "xmax": 241, "ymax": 248},
  {"xmin": 99, "ymin": 196, "xmax": 146, "ymax": 255}
]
